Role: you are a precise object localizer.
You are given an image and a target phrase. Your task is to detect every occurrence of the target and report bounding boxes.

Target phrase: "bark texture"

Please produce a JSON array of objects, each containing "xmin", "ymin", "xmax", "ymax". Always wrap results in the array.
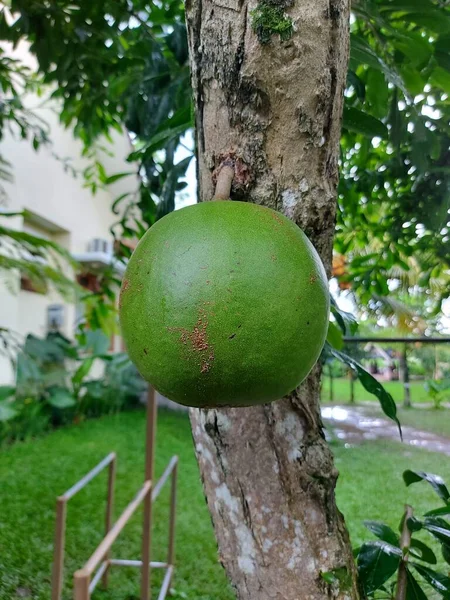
[{"xmin": 185, "ymin": 1, "xmax": 357, "ymax": 598}]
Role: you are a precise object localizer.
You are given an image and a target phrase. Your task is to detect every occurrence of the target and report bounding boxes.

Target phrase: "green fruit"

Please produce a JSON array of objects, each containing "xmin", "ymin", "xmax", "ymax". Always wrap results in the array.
[{"xmin": 119, "ymin": 201, "xmax": 329, "ymax": 408}]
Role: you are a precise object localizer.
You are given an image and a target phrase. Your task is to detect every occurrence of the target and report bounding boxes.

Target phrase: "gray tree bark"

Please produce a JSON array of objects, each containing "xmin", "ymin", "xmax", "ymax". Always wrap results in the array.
[{"xmin": 185, "ymin": 1, "xmax": 358, "ymax": 598}]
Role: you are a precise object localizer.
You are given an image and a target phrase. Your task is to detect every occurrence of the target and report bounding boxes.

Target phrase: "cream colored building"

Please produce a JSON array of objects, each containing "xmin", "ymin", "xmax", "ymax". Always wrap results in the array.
[
  {"xmin": 0, "ymin": 37, "xmax": 196, "ymax": 386},
  {"xmin": 0, "ymin": 104, "xmax": 138, "ymax": 384}
]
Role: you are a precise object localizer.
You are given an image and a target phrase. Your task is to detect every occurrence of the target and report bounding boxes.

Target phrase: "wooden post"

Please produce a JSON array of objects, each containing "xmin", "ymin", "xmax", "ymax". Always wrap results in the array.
[
  {"xmin": 395, "ymin": 505, "xmax": 414, "ymax": 600},
  {"xmin": 102, "ymin": 453, "xmax": 116, "ymax": 588},
  {"xmin": 400, "ymin": 345, "xmax": 411, "ymax": 408},
  {"xmin": 168, "ymin": 460, "xmax": 178, "ymax": 568},
  {"xmin": 141, "ymin": 387, "xmax": 157, "ymax": 600},
  {"xmin": 51, "ymin": 497, "xmax": 67, "ymax": 600},
  {"xmin": 74, "ymin": 569, "xmax": 90, "ymax": 600}
]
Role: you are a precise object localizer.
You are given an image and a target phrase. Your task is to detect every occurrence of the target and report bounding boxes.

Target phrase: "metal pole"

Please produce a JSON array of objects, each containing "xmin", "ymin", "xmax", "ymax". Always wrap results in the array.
[
  {"xmin": 146, "ymin": 387, "xmax": 157, "ymax": 483},
  {"xmin": 141, "ymin": 387, "xmax": 157, "ymax": 600},
  {"xmin": 329, "ymin": 364, "xmax": 334, "ymax": 403},
  {"xmin": 434, "ymin": 344, "xmax": 438, "ymax": 379},
  {"xmin": 51, "ymin": 497, "xmax": 67, "ymax": 600},
  {"xmin": 168, "ymin": 460, "xmax": 178, "ymax": 569},
  {"xmin": 400, "ymin": 344, "xmax": 411, "ymax": 408},
  {"xmin": 74, "ymin": 569, "xmax": 90, "ymax": 600},
  {"xmin": 102, "ymin": 453, "xmax": 116, "ymax": 588},
  {"xmin": 343, "ymin": 336, "xmax": 450, "ymax": 344},
  {"xmin": 349, "ymin": 371, "xmax": 355, "ymax": 404}
]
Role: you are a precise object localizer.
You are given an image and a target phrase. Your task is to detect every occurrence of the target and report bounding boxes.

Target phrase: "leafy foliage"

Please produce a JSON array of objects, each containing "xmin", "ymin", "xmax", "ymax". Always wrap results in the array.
[
  {"xmin": 1, "ymin": 0, "xmax": 449, "ymax": 321},
  {"xmin": 324, "ymin": 301, "xmax": 402, "ymax": 435},
  {"xmin": 0, "ymin": 210, "xmax": 79, "ymax": 297},
  {"xmin": 337, "ymin": 0, "xmax": 450, "ymax": 319},
  {"xmin": 0, "ymin": 44, "xmax": 50, "ymax": 201},
  {"xmin": 0, "ymin": 331, "xmax": 146, "ymax": 444},
  {"xmin": 424, "ymin": 379, "xmax": 450, "ymax": 409},
  {"xmin": 0, "ymin": 0, "xmax": 192, "ymax": 253},
  {"xmin": 357, "ymin": 469, "xmax": 450, "ymax": 599}
]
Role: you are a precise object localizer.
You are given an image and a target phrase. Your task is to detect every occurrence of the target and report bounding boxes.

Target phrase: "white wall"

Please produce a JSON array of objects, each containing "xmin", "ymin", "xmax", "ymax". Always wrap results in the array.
[{"xmin": 0, "ymin": 91, "xmax": 138, "ymax": 384}]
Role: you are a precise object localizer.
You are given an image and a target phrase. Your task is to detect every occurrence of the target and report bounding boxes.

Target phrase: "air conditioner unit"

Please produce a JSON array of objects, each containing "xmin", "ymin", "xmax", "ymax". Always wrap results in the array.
[
  {"xmin": 47, "ymin": 304, "xmax": 65, "ymax": 331},
  {"xmin": 87, "ymin": 238, "xmax": 112, "ymax": 255}
]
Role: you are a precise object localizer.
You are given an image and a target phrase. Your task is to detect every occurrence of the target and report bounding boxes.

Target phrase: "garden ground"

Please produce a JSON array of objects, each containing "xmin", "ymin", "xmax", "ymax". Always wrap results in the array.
[
  {"xmin": 1, "ymin": 408, "xmax": 450, "ymax": 599},
  {"xmin": 321, "ymin": 376, "xmax": 431, "ymax": 404}
]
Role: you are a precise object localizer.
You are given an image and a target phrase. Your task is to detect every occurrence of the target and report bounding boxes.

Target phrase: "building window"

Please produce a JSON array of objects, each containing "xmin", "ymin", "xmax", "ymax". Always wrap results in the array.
[{"xmin": 20, "ymin": 274, "xmax": 48, "ymax": 294}]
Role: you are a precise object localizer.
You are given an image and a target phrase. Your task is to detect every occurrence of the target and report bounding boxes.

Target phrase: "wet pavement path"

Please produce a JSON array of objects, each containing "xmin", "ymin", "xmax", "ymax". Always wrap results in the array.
[{"xmin": 321, "ymin": 405, "xmax": 450, "ymax": 456}]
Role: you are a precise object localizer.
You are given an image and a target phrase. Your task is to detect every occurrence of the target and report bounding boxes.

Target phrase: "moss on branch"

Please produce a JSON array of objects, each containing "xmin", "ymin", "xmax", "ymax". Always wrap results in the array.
[{"xmin": 251, "ymin": 0, "xmax": 294, "ymax": 45}]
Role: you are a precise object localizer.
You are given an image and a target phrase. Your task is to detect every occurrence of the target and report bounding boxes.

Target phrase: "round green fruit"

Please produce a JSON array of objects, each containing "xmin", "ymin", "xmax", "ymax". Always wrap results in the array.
[{"xmin": 119, "ymin": 201, "xmax": 329, "ymax": 408}]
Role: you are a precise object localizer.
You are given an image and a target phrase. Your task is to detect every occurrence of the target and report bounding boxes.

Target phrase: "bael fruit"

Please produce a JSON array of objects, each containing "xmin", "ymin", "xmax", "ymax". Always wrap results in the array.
[{"xmin": 119, "ymin": 200, "xmax": 329, "ymax": 408}]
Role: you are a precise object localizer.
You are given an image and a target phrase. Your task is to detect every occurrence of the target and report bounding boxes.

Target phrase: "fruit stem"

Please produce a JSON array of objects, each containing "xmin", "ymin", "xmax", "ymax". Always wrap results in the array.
[{"xmin": 213, "ymin": 163, "xmax": 235, "ymax": 200}]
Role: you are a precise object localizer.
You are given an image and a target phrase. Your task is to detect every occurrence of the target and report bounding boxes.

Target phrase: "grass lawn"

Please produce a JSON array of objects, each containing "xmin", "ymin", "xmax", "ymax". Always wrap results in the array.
[
  {"xmin": 396, "ymin": 407, "xmax": 450, "ymax": 438},
  {"xmin": 322, "ymin": 400, "xmax": 450, "ymax": 439},
  {"xmin": 2, "ymin": 409, "xmax": 450, "ymax": 599},
  {"xmin": 321, "ymin": 376, "xmax": 430, "ymax": 404}
]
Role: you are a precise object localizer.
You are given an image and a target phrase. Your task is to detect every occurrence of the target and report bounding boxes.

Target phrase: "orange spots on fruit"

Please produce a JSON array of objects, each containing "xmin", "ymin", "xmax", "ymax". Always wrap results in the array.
[
  {"xmin": 119, "ymin": 279, "xmax": 130, "ymax": 309},
  {"xmin": 167, "ymin": 309, "xmax": 215, "ymax": 375}
]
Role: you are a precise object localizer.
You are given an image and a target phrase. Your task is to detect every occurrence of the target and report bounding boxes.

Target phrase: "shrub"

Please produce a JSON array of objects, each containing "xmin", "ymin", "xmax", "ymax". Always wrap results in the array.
[{"xmin": 0, "ymin": 331, "xmax": 146, "ymax": 444}]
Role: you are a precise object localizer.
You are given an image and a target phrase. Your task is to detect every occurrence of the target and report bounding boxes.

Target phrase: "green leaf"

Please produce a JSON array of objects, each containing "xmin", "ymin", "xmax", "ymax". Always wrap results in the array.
[
  {"xmin": 403, "ymin": 470, "xmax": 450, "ymax": 503},
  {"xmin": 343, "ymin": 107, "xmax": 388, "ymax": 139},
  {"xmin": 330, "ymin": 297, "xmax": 358, "ymax": 335},
  {"xmin": 357, "ymin": 541, "xmax": 402, "ymax": 595},
  {"xmin": 0, "ymin": 385, "xmax": 15, "ymax": 401},
  {"xmin": 47, "ymin": 388, "xmax": 76, "ymax": 409},
  {"xmin": 412, "ymin": 563, "xmax": 450, "ymax": 597},
  {"xmin": 389, "ymin": 88, "xmax": 404, "ymax": 151},
  {"xmin": 393, "ymin": 33, "xmax": 433, "ymax": 68},
  {"xmin": 327, "ymin": 344, "xmax": 402, "ymax": 437},
  {"xmin": 72, "ymin": 357, "xmax": 94, "ymax": 387},
  {"xmin": 422, "ymin": 517, "xmax": 450, "ymax": 545},
  {"xmin": 347, "ymin": 70, "xmax": 366, "ymax": 100},
  {"xmin": 127, "ymin": 122, "xmax": 189, "ymax": 160},
  {"xmin": 327, "ymin": 321, "xmax": 344, "ymax": 350},
  {"xmin": 430, "ymin": 67, "xmax": 450, "ymax": 95},
  {"xmin": 379, "ymin": 0, "xmax": 440, "ymax": 13},
  {"xmin": 366, "ymin": 70, "xmax": 389, "ymax": 118},
  {"xmin": 406, "ymin": 569, "xmax": 428, "ymax": 600},
  {"xmin": 350, "ymin": 34, "xmax": 385, "ymax": 71},
  {"xmin": 425, "ymin": 506, "xmax": 450, "ymax": 518},
  {"xmin": 0, "ymin": 401, "xmax": 18, "ymax": 422},
  {"xmin": 16, "ymin": 353, "xmax": 42, "ymax": 384},
  {"xmin": 104, "ymin": 171, "xmax": 134, "ymax": 185},
  {"xmin": 400, "ymin": 65, "xmax": 425, "ymax": 96},
  {"xmin": 350, "ymin": 34, "xmax": 407, "ymax": 92},
  {"xmin": 82, "ymin": 330, "xmax": 110, "ymax": 356},
  {"xmin": 364, "ymin": 521, "xmax": 400, "ymax": 547},
  {"xmin": 442, "ymin": 544, "xmax": 450, "ymax": 565},
  {"xmin": 407, "ymin": 517, "xmax": 424, "ymax": 533},
  {"xmin": 415, "ymin": 13, "xmax": 450, "ymax": 33},
  {"xmin": 409, "ymin": 539, "xmax": 437, "ymax": 565}
]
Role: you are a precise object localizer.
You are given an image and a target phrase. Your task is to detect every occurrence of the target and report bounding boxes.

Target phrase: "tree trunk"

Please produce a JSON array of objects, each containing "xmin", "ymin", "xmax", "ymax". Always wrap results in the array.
[{"xmin": 185, "ymin": 1, "xmax": 357, "ymax": 598}]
